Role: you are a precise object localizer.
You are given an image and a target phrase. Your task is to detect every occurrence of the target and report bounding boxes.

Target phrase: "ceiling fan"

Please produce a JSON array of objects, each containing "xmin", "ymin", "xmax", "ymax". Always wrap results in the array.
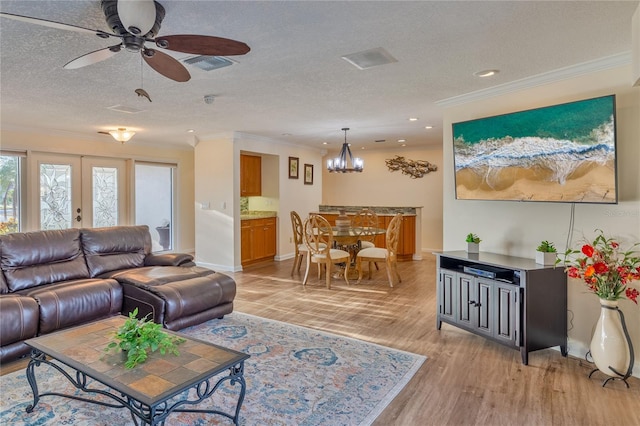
[{"xmin": 0, "ymin": 0, "xmax": 250, "ymax": 82}]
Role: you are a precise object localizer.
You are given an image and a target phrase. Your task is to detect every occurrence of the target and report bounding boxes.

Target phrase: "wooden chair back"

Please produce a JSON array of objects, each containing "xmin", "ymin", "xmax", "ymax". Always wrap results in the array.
[
  {"xmin": 386, "ymin": 213, "xmax": 403, "ymax": 258},
  {"xmin": 352, "ymin": 208, "xmax": 378, "ymax": 244},
  {"xmin": 290, "ymin": 211, "xmax": 304, "ymax": 247},
  {"xmin": 303, "ymin": 214, "xmax": 333, "ymax": 257}
]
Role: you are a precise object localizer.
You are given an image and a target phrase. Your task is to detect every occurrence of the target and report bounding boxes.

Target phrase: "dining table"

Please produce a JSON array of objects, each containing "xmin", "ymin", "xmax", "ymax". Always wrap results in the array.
[{"xmin": 328, "ymin": 226, "xmax": 386, "ymax": 278}]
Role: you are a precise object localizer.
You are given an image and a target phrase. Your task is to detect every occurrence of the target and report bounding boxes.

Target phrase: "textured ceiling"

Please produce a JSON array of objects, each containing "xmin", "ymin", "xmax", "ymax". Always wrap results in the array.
[{"xmin": 0, "ymin": 1, "xmax": 638, "ymax": 151}]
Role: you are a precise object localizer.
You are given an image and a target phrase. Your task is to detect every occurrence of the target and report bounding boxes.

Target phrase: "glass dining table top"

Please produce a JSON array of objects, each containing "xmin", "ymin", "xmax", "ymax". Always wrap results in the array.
[{"xmin": 330, "ymin": 226, "xmax": 386, "ymax": 237}]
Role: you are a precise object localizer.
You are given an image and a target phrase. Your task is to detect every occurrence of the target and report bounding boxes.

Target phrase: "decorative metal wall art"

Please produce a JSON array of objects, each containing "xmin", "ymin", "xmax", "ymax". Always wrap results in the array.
[{"xmin": 385, "ymin": 155, "xmax": 437, "ymax": 179}]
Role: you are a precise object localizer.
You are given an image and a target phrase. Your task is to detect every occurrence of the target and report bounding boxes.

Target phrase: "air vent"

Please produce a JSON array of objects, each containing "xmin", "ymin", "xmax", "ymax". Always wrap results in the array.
[
  {"xmin": 107, "ymin": 105, "xmax": 145, "ymax": 114},
  {"xmin": 341, "ymin": 47, "xmax": 398, "ymax": 70},
  {"xmin": 182, "ymin": 55, "xmax": 234, "ymax": 71}
]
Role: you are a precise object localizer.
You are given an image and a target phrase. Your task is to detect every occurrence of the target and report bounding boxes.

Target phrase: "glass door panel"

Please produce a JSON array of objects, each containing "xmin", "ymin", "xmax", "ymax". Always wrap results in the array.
[
  {"xmin": 82, "ymin": 157, "xmax": 128, "ymax": 228},
  {"xmin": 30, "ymin": 154, "xmax": 81, "ymax": 230},
  {"xmin": 29, "ymin": 154, "xmax": 128, "ymax": 230}
]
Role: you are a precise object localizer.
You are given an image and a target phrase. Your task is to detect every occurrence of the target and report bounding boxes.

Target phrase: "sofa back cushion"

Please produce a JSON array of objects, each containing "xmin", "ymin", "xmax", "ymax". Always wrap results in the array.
[
  {"xmin": 0, "ymin": 228, "xmax": 90, "ymax": 293},
  {"xmin": 81, "ymin": 225, "xmax": 152, "ymax": 277}
]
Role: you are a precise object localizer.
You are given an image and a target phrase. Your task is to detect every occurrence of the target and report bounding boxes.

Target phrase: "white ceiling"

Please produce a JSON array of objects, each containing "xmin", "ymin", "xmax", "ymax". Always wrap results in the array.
[{"xmin": 0, "ymin": 0, "xmax": 638, "ymax": 151}]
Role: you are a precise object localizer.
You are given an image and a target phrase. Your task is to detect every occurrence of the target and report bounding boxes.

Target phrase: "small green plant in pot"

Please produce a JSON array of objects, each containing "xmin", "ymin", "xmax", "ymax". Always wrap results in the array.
[
  {"xmin": 105, "ymin": 308, "xmax": 185, "ymax": 369},
  {"xmin": 466, "ymin": 233, "xmax": 481, "ymax": 253},
  {"xmin": 466, "ymin": 233, "xmax": 481, "ymax": 244},
  {"xmin": 536, "ymin": 240, "xmax": 557, "ymax": 265}
]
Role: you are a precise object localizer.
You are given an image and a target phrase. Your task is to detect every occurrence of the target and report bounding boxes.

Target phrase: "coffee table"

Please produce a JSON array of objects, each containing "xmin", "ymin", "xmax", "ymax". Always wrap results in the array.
[{"xmin": 24, "ymin": 316, "xmax": 250, "ymax": 425}]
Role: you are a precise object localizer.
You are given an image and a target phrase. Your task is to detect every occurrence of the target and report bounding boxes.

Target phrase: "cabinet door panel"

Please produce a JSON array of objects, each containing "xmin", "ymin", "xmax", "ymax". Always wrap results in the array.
[
  {"xmin": 494, "ymin": 283, "xmax": 518, "ymax": 346},
  {"xmin": 241, "ymin": 222, "xmax": 253, "ymax": 263},
  {"xmin": 456, "ymin": 273, "xmax": 474, "ymax": 326},
  {"xmin": 264, "ymin": 218, "xmax": 277, "ymax": 257},
  {"xmin": 439, "ymin": 270, "xmax": 457, "ymax": 321},
  {"xmin": 476, "ymin": 279, "xmax": 493, "ymax": 335}
]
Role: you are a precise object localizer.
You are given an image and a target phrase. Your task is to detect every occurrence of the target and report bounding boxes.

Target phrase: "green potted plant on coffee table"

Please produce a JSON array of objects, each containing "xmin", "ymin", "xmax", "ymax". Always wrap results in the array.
[{"xmin": 105, "ymin": 308, "xmax": 185, "ymax": 369}]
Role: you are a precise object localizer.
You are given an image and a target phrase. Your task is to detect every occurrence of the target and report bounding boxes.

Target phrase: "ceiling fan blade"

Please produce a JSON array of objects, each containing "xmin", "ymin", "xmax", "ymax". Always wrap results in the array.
[
  {"xmin": 117, "ymin": 0, "xmax": 156, "ymax": 36},
  {"xmin": 64, "ymin": 44, "xmax": 123, "ymax": 69},
  {"xmin": 142, "ymin": 49, "xmax": 190, "ymax": 82},
  {"xmin": 154, "ymin": 35, "xmax": 250, "ymax": 56},
  {"xmin": 0, "ymin": 12, "xmax": 113, "ymax": 38}
]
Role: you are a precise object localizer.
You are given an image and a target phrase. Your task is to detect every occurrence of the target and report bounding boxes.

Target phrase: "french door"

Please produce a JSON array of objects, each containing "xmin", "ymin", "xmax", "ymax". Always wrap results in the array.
[{"xmin": 28, "ymin": 153, "xmax": 128, "ymax": 230}]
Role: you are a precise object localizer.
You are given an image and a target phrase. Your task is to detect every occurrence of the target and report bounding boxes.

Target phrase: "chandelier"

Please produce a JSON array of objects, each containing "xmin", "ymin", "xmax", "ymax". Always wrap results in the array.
[{"xmin": 326, "ymin": 128, "xmax": 364, "ymax": 173}]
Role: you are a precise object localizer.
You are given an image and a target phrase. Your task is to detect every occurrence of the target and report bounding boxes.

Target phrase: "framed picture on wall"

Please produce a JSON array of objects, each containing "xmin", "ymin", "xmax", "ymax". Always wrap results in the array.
[
  {"xmin": 304, "ymin": 164, "xmax": 313, "ymax": 185},
  {"xmin": 289, "ymin": 157, "xmax": 299, "ymax": 179}
]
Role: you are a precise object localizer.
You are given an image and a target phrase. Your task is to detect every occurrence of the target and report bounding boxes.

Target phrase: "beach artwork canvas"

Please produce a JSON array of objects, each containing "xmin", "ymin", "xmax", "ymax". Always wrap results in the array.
[{"xmin": 452, "ymin": 95, "xmax": 617, "ymax": 203}]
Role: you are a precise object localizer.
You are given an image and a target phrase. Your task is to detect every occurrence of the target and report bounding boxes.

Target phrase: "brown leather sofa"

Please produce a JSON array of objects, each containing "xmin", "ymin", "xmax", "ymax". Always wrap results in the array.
[{"xmin": 0, "ymin": 225, "xmax": 236, "ymax": 364}]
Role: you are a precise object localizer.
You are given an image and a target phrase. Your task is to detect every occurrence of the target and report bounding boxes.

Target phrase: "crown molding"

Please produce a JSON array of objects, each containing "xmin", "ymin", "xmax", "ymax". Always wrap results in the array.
[{"xmin": 435, "ymin": 52, "xmax": 632, "ymax": 108}]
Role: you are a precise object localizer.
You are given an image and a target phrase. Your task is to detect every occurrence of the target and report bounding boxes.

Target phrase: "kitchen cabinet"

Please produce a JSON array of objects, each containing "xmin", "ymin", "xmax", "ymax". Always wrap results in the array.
[
  {"xmin": 240, "ymin": 154, "xmax": 261, "ymax": 196},
  {"xmin": 241, "ymin": 217, "xmax": 276, "ymax": 266},
  {"xmin": 435, "ymin": 251, "xmax": 567, "ymax": 365}
]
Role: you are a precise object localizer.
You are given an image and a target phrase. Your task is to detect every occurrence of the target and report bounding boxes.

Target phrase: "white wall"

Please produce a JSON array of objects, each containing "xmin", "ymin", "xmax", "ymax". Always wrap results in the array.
[
  {"xmin": 194, "ymin": 132, "xmax": 324, "ymax": 271},
  {"xmin": 322, "ymin": 145, "xmax": 444, "ymax": 252},
  {"xmin": 442, "ymin": 65, "xmax": 640, "ymax": 376}
]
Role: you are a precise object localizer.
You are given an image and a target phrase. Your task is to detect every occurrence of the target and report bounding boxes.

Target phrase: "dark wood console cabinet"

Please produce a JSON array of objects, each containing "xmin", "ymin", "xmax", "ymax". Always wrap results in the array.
[{"xmin": 435, "ymin": 251, "xmax": 567, "ymax": 365}]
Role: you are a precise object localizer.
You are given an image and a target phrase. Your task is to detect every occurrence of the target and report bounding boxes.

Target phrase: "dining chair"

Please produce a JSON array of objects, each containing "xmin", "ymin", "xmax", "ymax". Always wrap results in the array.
[
  {"xmin": 351, "ymin": 208, "xmax": 378, "ymax": 249},
  {"xmin": 302, "ymin": 214, "xmax": 351, "ymax": 289},
  {"xmin": 356, "ymin": 213, "xmax": 403, "ymax": 287},
  {"xmin": 290, "ymin": 211, "xmax": 308, "ymax": 276}
]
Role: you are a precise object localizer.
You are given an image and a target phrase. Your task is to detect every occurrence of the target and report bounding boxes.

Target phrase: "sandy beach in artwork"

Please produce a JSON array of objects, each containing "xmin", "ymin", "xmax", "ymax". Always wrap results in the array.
[{"xmin": 455, "ymin": 161, "xmax": 616, "ymax": 203}]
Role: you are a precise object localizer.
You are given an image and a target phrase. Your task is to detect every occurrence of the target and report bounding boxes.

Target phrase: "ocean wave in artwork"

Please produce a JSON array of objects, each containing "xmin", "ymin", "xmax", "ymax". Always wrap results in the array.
[{"xmin": 453, "ymin": 117, "xmax": 614, "ymax": 185}]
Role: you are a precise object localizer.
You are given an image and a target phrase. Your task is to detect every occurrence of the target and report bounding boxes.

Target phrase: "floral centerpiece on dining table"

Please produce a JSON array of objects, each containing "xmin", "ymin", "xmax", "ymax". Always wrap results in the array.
[{"xmin": 559, "ymin": 229, "xmax": 640, "ymax": 384}]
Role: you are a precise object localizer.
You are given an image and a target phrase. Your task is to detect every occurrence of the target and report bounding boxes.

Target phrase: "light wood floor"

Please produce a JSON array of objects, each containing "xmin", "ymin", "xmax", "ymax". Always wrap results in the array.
[
  {"xmin": 233, "ymin": 255, "xmax": 639, "ymax": 426},
  {"xmin": 2, "ymin": 256, "xmax": 638, "ymax": 425}
]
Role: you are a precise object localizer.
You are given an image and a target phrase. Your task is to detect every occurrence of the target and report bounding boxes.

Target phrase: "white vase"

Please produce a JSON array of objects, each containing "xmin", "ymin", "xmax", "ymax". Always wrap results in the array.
[
  {"xmin": 467, "ymin": 242, "xmax": 479, "ymax": 254},
  {"xmin": 590, "ymin": 299, "xmax": 631, "ymax": 377}
]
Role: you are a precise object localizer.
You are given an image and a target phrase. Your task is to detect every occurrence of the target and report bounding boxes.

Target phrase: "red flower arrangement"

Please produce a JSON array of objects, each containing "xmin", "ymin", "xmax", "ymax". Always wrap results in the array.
[{"xmin": 561, "ymin": 230, "xmax": 640, "ymax": 304}]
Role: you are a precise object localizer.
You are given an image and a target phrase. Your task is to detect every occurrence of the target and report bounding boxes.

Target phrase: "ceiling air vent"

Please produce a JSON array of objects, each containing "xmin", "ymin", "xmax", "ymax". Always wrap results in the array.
[
  {"xmin": 107, "ymin": 105, "xmax": 145, "ymax": 114},
  {"xmin": 182, "ymin": 55, "xmax": 234, "ymax": 71},
  {"xmin": 341, "ymin": 47, "xmax": 398, "ymax": 70}
]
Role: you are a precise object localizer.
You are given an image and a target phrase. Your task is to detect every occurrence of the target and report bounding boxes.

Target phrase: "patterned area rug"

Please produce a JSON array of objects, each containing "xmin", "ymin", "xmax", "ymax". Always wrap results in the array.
[{"xmin": 0, "ymin": 312, "xmax": 425, "ymax": 425}]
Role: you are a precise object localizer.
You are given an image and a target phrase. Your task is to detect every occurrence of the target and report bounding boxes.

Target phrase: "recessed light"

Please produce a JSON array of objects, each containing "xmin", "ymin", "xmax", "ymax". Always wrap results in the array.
[
  {"xmin": 474, "ymin": 69, "xmax": 500, "ymax": 78},
  {"xmin": 401, "ymin": 144, "xmax": 407, "ymax": 147},
  {"xmin": 397, "ymin": 139, "xmax": 406, "ymax": 143},
  {"xmin": 187, "ymin": 129, "xmax": 195, "ymax": 133},
  {"xmin": 323, "ymin": 142, "xmax": 328, "ymax": 145},
  {"xmin": 361, "ymin": 147, "xmax": 365, "ymax": 150},
  {"xmin": 408, "ymin": 117, "xmax": 418, "ymax": 121},
  {"xmin": 425, "ymin": 126, "xmax": 433, "ymax": 129}
]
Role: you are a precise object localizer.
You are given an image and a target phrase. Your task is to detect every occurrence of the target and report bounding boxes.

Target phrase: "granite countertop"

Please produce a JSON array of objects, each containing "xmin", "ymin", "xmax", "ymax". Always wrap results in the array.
[
  {"xmin": 316, "ymin": 205, "xmax": 419, "ymax": 216},
  {"xmin": 240, "ymin": 211, "xmax": 278, "ymax": 220}
]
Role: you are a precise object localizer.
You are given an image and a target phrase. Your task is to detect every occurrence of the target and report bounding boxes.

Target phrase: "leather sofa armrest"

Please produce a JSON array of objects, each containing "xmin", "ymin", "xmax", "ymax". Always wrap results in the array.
[{"xmin": 144, "ymin": 253, "xmax": 194, "ymax": 267}]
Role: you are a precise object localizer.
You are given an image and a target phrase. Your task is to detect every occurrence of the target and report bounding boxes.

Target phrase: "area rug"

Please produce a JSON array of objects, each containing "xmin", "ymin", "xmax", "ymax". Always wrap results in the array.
[{"xmin": 0, "ymin": 312, "xmax": 425, "ymax": 425}]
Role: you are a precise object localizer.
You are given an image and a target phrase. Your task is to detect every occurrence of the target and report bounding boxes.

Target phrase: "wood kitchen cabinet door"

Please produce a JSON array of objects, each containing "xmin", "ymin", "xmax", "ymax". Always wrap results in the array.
[{"xmin": 240, "ymin": 154, "xmax": 261, "ymax": 196}]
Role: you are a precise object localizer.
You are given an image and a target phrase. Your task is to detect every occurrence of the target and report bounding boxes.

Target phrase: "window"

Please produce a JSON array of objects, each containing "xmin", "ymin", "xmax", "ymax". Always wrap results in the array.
[
  {"xmin": 135, "ymin": 162, "xmax": 175, "ymax": 251},
  {"xmin": 0, "ymin": 153, "xmax": 24, "ymax": 234}
]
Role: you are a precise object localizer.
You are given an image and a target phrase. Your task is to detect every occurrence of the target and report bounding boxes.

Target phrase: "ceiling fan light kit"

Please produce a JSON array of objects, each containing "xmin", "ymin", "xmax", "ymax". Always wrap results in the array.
[
  {"xmin": 109, "ymin": 128, "xmax": 136, "ymax": 143},
  {"xmin": 326, "ymin": 128, "xmax": 364, "ymax": 173},
  {"xmin": 0, "ymin": 0, "xmax": 250, "ymax": 83}
]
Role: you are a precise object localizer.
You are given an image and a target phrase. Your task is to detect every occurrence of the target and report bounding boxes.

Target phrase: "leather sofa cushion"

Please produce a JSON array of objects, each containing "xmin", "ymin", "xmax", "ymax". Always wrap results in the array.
[
  {"xmin": 104, "ymin": 265, "xmax": 216, "ymax": 285},
  {"xmin": 81, "ymin": 225, "xmax": 152, "ymax": 277},
  {"xmin": 0, "ymin": 295, "xmax": 39, "ymax": 346},
  {"xmin": 0, "ymin": 228, "xmax": 89, "ymax": 293},
  {"xmin": 17, "ymin": 278, "xmax": 122, "ymax": 334}
]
